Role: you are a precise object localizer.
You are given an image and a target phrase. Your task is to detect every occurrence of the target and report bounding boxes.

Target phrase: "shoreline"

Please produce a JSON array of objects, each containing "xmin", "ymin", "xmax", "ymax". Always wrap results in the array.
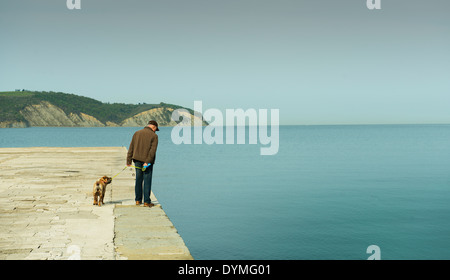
[{"xmin": 1, "ymin": 123, "xmax": 450, "ymax": 130}]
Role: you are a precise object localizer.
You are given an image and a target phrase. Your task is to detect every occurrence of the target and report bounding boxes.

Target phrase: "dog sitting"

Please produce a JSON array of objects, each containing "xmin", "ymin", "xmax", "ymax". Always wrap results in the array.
[{"xmin": 93, "ymin": 176, "xmax": 112, "ymax": 206}]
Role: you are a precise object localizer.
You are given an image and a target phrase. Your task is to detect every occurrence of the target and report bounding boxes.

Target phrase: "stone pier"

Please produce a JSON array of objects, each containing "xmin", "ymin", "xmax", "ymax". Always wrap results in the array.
[{"xmin": 0, "ymin": 147, "xmax": 193, "ymax": 260}]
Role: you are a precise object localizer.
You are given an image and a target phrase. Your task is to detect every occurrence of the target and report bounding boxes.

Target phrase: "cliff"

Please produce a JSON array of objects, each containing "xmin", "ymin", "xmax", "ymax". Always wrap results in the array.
[
  {"xmin": 20, "ymin": 101, "xmax": 105, "ymax": 127},
  {"xmin": 0, "ymin": 91, "xmax": 205, "ymax": 128}
]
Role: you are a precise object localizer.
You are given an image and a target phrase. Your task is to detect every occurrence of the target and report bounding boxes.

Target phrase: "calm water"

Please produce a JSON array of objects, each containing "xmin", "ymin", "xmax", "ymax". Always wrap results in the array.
[{"xmin": 1, "ymin": 125, "xmax": 450, "ymax": 259}]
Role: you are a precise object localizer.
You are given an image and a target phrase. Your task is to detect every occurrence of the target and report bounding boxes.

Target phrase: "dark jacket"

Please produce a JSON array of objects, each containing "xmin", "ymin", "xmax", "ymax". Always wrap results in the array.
[{"xmin": 127, "ymin": 126, "xmax": 158, "ymax": 165}]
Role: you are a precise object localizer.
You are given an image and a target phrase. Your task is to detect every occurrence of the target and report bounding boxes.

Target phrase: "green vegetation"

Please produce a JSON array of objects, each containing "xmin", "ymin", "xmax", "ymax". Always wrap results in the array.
[{"xmin": 0, "ymin": 90, "xmax": 193, "ymax": 125}]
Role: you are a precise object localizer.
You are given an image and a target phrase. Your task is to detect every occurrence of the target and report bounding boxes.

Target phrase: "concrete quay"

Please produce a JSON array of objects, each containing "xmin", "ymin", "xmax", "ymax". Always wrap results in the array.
[{"xmin": 0, "ymin": 147, "xmax": 193, "ymax": 260}]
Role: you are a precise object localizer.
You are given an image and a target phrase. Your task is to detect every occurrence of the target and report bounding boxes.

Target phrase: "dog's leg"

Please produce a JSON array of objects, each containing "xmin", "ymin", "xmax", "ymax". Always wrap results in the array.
[
  {"xmin": 98, "ymin": 188, "xmax": 103, "ymax": 206},
  {"xmin": 100, "ymin": 185, "xmax": 106, "ymax": 205},
  {"xmin": 93, "ymin": 184, "xmax": 98, "ymax": 205}
]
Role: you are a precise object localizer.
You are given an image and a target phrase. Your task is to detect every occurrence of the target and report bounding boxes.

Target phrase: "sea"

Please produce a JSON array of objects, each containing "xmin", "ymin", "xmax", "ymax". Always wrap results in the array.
[{"xmin": 1, "ymin": 124, "xmax": 450, "ymax": 260}]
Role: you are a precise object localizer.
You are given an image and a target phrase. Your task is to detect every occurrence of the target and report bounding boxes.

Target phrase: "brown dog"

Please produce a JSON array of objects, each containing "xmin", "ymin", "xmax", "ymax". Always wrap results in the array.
[{"xmin": 93, "ymin": 176, "xmax": 112, "ymax": 206}]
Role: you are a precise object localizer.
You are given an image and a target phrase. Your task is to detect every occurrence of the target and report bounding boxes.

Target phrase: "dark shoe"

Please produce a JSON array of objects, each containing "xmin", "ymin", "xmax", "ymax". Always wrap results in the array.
[
  {"xmin": 144, "ymin": 203, "xmax": 155, "ymax": 207},
  {"xmin": 136, "ymin": 201, "xmax": 141, "ymax": 205}
]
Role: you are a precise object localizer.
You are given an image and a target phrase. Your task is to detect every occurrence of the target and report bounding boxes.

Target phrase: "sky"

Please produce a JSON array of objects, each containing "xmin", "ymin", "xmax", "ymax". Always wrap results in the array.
[{"xmin": 1, "ymin": 0, "xmax": 449, "ymax": 125}]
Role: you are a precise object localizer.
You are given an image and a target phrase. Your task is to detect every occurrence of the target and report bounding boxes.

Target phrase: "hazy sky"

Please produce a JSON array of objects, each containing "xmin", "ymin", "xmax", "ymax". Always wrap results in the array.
[{"xmin": 1, "ymin": 0, "xmax": 449, "ymax": 125}]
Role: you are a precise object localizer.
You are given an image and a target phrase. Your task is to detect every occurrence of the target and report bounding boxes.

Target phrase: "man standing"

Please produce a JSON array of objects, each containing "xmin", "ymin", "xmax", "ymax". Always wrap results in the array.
[{"xmin": 127, "ymin": 120, "xmax": 159, "ymax": 207}]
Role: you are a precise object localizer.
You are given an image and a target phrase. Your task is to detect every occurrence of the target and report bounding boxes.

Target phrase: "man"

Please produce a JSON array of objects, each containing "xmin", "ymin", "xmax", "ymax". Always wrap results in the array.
[{"xmin": 127, "ymin": 120, "xmax": 159, "ymax": 207}]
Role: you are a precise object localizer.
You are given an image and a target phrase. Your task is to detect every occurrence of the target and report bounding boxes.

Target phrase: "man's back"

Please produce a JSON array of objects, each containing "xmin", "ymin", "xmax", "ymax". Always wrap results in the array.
[{"xmin": 127, "ymin": 126, "xmax": 158, "ymax": 165}]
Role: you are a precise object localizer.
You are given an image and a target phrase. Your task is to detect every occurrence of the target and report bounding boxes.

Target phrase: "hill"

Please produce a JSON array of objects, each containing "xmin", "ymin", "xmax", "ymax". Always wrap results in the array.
[{"xmin": 0, "ymin": 90, "xmax": 202, "ymax": 128}]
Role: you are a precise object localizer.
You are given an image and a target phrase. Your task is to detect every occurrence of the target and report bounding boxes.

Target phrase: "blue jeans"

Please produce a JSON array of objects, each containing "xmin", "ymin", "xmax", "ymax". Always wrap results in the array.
[{"xmin": 133, "ymin": 160, "xmax": 154, "ymax": 204}]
